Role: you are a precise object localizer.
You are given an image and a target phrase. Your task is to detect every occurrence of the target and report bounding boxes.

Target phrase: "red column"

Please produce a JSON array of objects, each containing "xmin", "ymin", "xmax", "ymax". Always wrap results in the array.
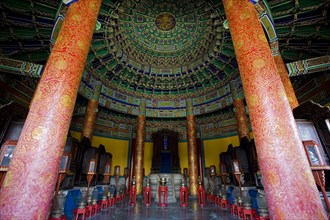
[
  {"xmin": 134, "ymin": 99, "xmax": 146, "ymax": 194},
  {"xmin": 0, "ymin": 0, "xmax": 102, "ymax": 219},
  {"xmin": 81, "ymin": 82, "xmax": 102, "ymax": 141},
  {"xmin": 196, "ymin": 138, "xmax": 204, "ymax": 187},
  {"xmin": 129, "ymin": 138, "xmax": 136, "ymax": 192},
  {"xmin": 274, "ymin": 55, "xmax": 299, "ymax": 109},
  {"xmin": 229, "ymin": 81, "xmax": 250, "ymax": 141},
  {"xmin": 233, "ymin": 99, "xmax": 250, "ymax": 140},
  {"xmin": 186, "ymin": 99, "xmax": 198, "ymax": 196},
  {"xmin": 223, "ymin": 0, "xmax": 326, "ymax": 219}
]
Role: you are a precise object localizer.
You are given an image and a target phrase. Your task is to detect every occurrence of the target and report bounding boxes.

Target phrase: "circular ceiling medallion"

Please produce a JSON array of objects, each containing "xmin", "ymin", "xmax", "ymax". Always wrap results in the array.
[
  {"xmin": 97, "ymin": 0, "xmax": 230, "ymax": 98},
  {"xmin": 155, "ymin": 13, "xmax": 176, "ymax": 31}
]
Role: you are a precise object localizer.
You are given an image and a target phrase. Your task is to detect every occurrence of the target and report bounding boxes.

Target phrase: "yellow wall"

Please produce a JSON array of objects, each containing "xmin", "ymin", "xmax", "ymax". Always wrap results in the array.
[
  {"xmin": 70, "ymin": 131, "xmax": 81, "ymax": 143},
  {"xmin": 70, "ymin": 130, "xmax": 253, "ymax": 175},
  {"xmin": 70, "ymin": 131, "xmax": 129, "ymax": 176},
  {"xmin": 203, "ymin": 132, "xmax": 254, "ymax": 170},
  {"xmin": 144, "ymin": 142, "xmax": 153, "ymax": 175},
  {"xmin": 203, "ymin": 136, "xmax": 240, "ymax": 169},
  {"xmin": 178, "ymin": 142, "xmax": 188, "ymax": 172}
]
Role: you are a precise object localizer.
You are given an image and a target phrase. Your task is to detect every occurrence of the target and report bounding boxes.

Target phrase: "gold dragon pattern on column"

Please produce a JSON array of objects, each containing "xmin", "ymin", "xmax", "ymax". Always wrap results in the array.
[
  {"xmin": 229, "ymin": 81, "xmax": 250, "ymax": 141},
  {"xmin": 134, "ymin": 99, "xmax": 146, "ymax": 194},
  {"xmin": 273, "ymin": 54, "xmax": 299, "ymax": 109},
  {"xmin": 233, "ymin": 99, "xmax": 250, "ymax": 140},
  {"xmin": 0, "ymin": 0, "xmax": 102, "ymax": 219},
  {"xmin": 186, "ymin": 99, "xmax": 198, "ymax": 195},
  {"xmin": 255, "ymin": 2, "xmax": 299, "ymax": 110},
  {"xmin": 81, "ymin": 82, "xmax": 102, "ymax": 141},
  {"xmin": 223, "ymin": 0, "xmax": 326, "ymax": 219}
]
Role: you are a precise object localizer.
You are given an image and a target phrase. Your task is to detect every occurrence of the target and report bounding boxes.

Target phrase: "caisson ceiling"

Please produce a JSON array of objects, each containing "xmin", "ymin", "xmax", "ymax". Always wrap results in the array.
[
  {"xmin": 0, "ymin": 0, "xmax": 329, "ymax": 140},
  {"xmin": 80, "ymin": 0, "xmax": 235, "ymax": 99},
  {"xmin": 98, "ymin": 0, "xmax": 229, "ymax": 93}
]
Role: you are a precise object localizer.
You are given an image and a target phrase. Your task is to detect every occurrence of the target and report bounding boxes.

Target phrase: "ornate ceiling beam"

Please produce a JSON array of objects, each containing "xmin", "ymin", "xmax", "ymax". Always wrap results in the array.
[{"xmin": 286, "ymin": 55, "xmax": 330, "ymax": 76}]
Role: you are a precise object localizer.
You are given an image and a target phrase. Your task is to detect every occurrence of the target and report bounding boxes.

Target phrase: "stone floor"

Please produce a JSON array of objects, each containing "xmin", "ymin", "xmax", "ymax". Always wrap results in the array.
[{"xmin": 90, "ymin": 198, "xmax": 236, "ymax": 220}]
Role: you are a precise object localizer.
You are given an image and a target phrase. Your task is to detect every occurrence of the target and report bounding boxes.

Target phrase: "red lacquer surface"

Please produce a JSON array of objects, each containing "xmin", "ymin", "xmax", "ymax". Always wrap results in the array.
[
  {"xmin": 82, "ymin": 99, "xmax": 99, "ymax": 140},
  {"xmin": 274, "ymin": 55, "xmax": 299, "ymax": 109},
  {"xmin": 187, "ymin": 114, "xmax": 198, "ymax": 196},
  {"xmin": 134, "ymin": 115, "xmax": 146, "ymax": 194},
  {"xmin": 0, "ymin": 0, "xmax": 102, "ymax": 219},
  {"xmin": 223, "ymin": 0, "xmax": 326, "ymax": 219},
  {"xmin": 82, "ymin": 82, "xmax": 102, "ymax": 140},
  {"xmin": 233, "ymin": 99, "xmax": 250, "ymax": 140}
]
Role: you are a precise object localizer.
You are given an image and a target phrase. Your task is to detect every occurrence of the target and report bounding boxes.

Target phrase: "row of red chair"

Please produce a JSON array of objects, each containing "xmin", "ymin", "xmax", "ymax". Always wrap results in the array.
[
  {"xmin": 208, "ymin": 193, "xmax": 269, "ymax": 220},
  {"xmin": 72, "ymin": 191, "xmax": 127, "ymax": 220}
]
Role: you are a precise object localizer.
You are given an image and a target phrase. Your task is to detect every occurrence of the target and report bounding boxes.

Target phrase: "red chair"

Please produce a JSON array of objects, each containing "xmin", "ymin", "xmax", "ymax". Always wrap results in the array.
[
  {"xmin": 91, "ymin": 202, "xmax": 98, "ymax": 216},
  {"xmin": 116, "ymin": 195, "xmax": 121, "ymax": 203},
  {"xmin": 73, "ymin": 206, "xmax": 86, "ymax": 220},
  {"xmin": 214, "ymin": 196, "xmax": 220, "ymax": 206},
  {"xmin": 243, "ymin": 208, "xmax": 256, "ymax": 220},
  {"xmin": 99, "ymin": 198, "xmax": 108, "ymax": 209},
  {"xmin": 107, "ymin": 197, "xmax": 111, "ymax": 207},
  {"xmin": 209, "ymin": 194, "xmax": 215, "ymax": 202},
  {"xmin": 237, "ymin": 206, "xmax": 244, "ymax": 219},
  {"xmin": 110, "ymin": 197, "xmax": 116, "ymax": 206},
  {"xmin": 84, "ymin": 205, "xmax": 92, "ymax": 218},
  {"xmin": 97, "ymin": 202, "xmax": 101, "ymax": 212},
  {"xmin": 231, "ymin": 204, "xmax": 238, "ymax": 216},
  {"xmin": 256, "ymin": 215, "xmax": 270, "ymax": 220},
  {"xmin": 220, "ymin": 198, "xmax": 230, "ymax": 209}
]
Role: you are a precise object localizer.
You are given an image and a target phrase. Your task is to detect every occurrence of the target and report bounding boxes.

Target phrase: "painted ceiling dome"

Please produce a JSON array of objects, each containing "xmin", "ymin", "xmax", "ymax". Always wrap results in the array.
[
  {"xmin": 0, "ymin": 0, "xmax": 329, "ymax": 140},
  {"xmin": 1, "ymin": 0, "xmax": 329, "ymax": 122},
  {"xmin": 115, "ymin": 0, "xmax": 215, "ymax": 70},
  {"xmin": 89, "ymin": 0, "xmax": 233, "ymax": 96}
]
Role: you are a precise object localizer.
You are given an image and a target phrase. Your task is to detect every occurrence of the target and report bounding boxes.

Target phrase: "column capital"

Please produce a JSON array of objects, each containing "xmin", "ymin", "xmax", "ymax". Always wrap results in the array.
[
  {"xmin": 92, "ymin": 81, "xmax": 102, "ymax": 100},
  {"xmin": 229, "ymin": 80, "xmax": 240, "ymax": 100},
  {"xmin": 139, "ymin": 98, "xmax": 146, "ymax": 116},
  {"xmin": 186, "ymin": 99, "xmax": 193, "ymax": 116}
]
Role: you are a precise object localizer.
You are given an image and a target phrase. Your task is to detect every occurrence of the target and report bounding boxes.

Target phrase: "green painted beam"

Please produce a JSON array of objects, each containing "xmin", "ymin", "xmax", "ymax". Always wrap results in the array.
[{"xmin": 286, "ymin": 55, "xmax": 330, "ymax": 77}]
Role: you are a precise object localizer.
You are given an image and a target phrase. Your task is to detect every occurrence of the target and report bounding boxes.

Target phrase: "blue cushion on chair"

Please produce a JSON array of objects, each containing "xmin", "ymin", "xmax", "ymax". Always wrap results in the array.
[{"xmin": 64, "ymin": 189, "xmax": 81, "ymax": 219}]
